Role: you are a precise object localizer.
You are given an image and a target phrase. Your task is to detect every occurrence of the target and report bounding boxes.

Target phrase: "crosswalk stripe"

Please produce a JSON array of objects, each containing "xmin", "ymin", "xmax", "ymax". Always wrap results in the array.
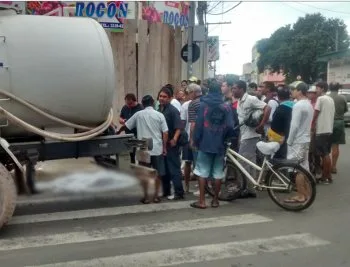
[
  {"xmin": 26, "ymin": 233, "xmax": 330, "ymax": 267},
  {"xmin": 10, "ymin": 200, "xmax": 228, "ymax": 225},
  {"xmin": 1, "ymin": 214, "xmax": 271, "ymax": 251},
  {"xmin": 16, "ymin": 191, "xmax": 142, "ymax": 206}
]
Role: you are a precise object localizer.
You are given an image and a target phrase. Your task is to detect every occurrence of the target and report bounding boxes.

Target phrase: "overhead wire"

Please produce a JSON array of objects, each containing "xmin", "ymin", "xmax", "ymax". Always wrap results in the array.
[
  {"xmin": 281, "ymin": 2, "xmax": 307, "ymax": 15},
  {"xmin": 207, "ymin": 1, "xmax": 242, "ymax": 16},
  {"xmin": 207, "ymin": 1, "xmax": 222, "ymax": 13},
  {"xmin": 294, "ymin": 2, "xmax": 350, "ymax": 16}
]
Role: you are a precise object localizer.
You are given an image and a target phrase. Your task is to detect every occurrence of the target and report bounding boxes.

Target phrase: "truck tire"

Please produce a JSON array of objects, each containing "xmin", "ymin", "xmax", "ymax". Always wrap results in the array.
[{"xmin": 0, "ymin": 163, "xmax": 17, "ymax": 229}]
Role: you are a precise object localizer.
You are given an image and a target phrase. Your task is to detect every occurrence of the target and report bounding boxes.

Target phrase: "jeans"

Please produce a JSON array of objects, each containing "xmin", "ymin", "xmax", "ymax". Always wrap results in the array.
[
  {"xmin": 130, "ymin": 147, "xmax": 136, "ymax": 164},
  {"xmin": 162, "ymin": 145, "xmax": 184, "ymax": 197}
]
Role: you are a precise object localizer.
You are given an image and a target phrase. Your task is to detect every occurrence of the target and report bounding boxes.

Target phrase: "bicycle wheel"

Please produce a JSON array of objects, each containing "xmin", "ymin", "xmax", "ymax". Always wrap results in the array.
[
  {"xmin": 266, "ymin": 163, "xmax": 316, "ymax": 212},
  {"xmin": 205, "ymin": 163, "xmax": 247, "ymax": 201}
]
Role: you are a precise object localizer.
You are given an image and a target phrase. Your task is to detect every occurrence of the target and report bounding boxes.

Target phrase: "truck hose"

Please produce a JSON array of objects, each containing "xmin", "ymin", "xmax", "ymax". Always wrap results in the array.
[
  {"xmin": 0, "ymin": 90, "xmax": 93, "ymax": 130},
  {"xmin": 0, "ymin": 90, "xmax": 114, "ymax": 142}
]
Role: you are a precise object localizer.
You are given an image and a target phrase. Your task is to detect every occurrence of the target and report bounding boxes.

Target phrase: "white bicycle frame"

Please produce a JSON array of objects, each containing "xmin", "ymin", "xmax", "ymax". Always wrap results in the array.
[{"xmin": 225, "ymin": 147, "xmax": 292, "ymax": 190}]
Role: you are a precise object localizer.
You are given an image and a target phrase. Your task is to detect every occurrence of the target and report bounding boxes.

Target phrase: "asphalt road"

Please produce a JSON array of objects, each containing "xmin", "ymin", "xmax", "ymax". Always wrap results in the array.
[{"xmin": 1, "ymin": 131, "xmax": 350, "ymax": 267}]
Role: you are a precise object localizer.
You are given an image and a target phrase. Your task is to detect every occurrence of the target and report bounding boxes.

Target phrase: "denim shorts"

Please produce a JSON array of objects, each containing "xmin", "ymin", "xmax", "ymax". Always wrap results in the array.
[{"xmin": 193, "ymin": 151, "xmax": 224, "ymax": 179}]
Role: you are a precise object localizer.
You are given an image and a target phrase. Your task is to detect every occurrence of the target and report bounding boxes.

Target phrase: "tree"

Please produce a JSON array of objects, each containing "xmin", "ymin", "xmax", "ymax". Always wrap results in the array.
[{"xmin": 257, "ymin": 13, "xmax": 350, "ymax": 83}]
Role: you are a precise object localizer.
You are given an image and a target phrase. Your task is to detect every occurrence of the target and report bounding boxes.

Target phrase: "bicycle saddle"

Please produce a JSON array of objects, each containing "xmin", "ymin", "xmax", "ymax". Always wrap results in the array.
[{"xmin": 256, "ymin": 141, "xmax": 280, "ymax": 156}]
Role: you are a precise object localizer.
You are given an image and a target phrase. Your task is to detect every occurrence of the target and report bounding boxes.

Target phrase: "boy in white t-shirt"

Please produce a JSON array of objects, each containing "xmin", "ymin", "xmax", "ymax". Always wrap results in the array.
[
  {"xmin": 312, "ymin": 82, "xmax": 335, "ymax": 184},
  {"xmin": 285, "ymin": 81, "xmax": 314, "ymax": 203}
]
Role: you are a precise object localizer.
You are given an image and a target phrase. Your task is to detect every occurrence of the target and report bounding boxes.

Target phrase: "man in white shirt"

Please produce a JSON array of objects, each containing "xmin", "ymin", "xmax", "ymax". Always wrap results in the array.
[
  {"xmin": 312, "ymin": 82, "xmax": 335, "ymax": 184},
  {"xmin": 125, "ymin": 95, "xmax": 169, "ymax": 204},
  {"xmin": 163, "ymin": 84, "xmax": 182, "ymax": 112},
  {"xmin": 285, "ymin": 81, "xmax": 314, "ymax": 203},
  {"xmin": 170, "ymin": 97, "xmax": 182, "ymax": 112},
  {"xmin": 232, "ymin": 80, "xmax": 271, "ymax": 198}
]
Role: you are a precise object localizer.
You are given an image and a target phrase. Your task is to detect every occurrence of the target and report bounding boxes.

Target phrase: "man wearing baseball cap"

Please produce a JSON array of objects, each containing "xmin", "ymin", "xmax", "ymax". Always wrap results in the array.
[
  {"xmin": 188, "ymin": 76, "xmax": 198, "ymax": 84},
  {"xmin": 307, "ymin": 85, "xmax": 318, "ymax": 109}
]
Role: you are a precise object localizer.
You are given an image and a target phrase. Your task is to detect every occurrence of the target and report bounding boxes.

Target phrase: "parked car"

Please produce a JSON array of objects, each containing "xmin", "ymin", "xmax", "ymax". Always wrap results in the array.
[{"xmin": 339, "ymin": 89, "xmax": 350, "ymax": 125}]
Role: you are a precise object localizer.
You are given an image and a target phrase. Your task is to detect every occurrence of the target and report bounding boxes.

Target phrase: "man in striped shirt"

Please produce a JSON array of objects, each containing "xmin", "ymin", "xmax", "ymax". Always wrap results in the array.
[
  {"xmin": 188, "ymin": 84, "xmax": 203, "ymax": 196},
  {"xmin": 188, "ymin": 86, "xmax": 202, "ymax": 145}
]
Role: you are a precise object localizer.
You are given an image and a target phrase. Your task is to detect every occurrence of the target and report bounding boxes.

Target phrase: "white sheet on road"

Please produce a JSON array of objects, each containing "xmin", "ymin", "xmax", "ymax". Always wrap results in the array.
[{"xmin": 36, "ymin": 170, "xmax": 138, "ymax": 193}]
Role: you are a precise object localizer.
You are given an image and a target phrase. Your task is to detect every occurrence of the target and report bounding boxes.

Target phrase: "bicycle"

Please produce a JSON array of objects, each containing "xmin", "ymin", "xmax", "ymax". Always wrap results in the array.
[{"xmin": 205, "ymin": 141, "xmax": 317, "ymax": 212}]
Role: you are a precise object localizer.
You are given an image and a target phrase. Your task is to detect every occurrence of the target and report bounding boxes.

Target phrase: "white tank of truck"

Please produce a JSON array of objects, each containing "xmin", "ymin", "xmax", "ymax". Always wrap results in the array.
[{"xmin": 0, "ymin": 14, "xmax": 115, "ymax": 138}]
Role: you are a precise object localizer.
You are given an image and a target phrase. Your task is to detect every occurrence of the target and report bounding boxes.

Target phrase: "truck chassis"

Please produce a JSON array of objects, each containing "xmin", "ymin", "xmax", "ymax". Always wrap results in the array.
[{"xmin": 0, "ymin": 133, "xmax": 150, "ymax": 230}]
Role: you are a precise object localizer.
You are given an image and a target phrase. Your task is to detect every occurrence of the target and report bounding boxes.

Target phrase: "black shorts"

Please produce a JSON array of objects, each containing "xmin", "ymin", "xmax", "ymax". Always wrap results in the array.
[
  {"xmin": 332, "ymin": 120, "xmax": 346, "ymax": 145},
  {"xmin": 182, "ymin": 143, "xmax": 193, "ymax": 161},
  {"xmin": 139, "ymin": 155, "xmax": 166, "ymax": 176},
  {"xmin": 315, "ymin": 133, "xmax": 332, "ymax": 157}
]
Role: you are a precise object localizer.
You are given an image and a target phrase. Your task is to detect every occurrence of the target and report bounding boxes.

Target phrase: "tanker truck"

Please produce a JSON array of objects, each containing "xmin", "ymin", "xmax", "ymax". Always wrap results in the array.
[{"xmin": 0, "ymin": 11, "xmax": 148, "ymax": 230}]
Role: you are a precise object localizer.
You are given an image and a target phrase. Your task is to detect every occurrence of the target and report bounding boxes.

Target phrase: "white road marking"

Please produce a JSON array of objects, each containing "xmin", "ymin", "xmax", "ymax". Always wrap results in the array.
[
  {"xmin": 2, "ymin": 214, "xmax": 271, "ymax": 251},
  {"xmin": 26, "ymin": 233, "xmax": 330, "ymax": 267},
  {"xmin": 10, "ymin": 200, "xmax": 228, "ymax": 225}
]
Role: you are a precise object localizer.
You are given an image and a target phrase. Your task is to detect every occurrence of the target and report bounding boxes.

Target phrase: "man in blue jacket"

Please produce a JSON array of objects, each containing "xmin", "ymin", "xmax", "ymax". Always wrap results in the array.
[{"xmin": 190, "ymin": 79, "xmax": 236, "ymax": 209}]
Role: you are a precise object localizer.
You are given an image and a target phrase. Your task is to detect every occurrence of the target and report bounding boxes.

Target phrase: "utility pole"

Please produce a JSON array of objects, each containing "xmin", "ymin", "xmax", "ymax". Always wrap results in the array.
[
  {"xmin": 187, "ymin": 1, "xmax": 196, "ymax": 79},
  {"xmin": 206, "ymin": 22, "xmax": 231, "ymax": 79},
  {"xmin": 335, "ymin": 29, "xmax": 339, "ymax": 52},
  {"xmin": 201, "ymin": 24, "xmax": 208, "ymax": 82}
]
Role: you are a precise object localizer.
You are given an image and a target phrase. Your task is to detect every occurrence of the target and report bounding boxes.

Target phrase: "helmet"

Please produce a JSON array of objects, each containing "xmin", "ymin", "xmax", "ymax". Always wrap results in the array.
[{"xmin": 245, "ymin": 108, "xmax": 264, "ymax": 128}]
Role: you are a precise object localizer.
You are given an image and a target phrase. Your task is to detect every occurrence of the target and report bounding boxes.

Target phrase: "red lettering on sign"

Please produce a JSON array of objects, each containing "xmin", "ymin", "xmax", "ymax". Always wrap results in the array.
[{"xmin": 165, "ymin": 1, "xmax": 179, "ymax": 8}]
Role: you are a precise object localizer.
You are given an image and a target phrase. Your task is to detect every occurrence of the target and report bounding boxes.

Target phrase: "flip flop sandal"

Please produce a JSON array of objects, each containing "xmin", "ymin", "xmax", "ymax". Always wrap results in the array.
[
  {"xmin": 211, "ymin": 201, "xmax": 219, "ymax": 208},
  {"xmin": 140, "ymin": 198, "xmax": 151, "ymax": 204},
  {"xmin": 283, "ymin": 198, "xmax": 305, "ymax": 204},
  {"xmin": 318, "ymin": 178, "xmax": 333, "ymax": 185},
  {"xmin": 316, "ymin": 178, "xmax": 327, "ymax": 184},
  {"xmin": 153, "ymin": 197, "xmax": 161, "ymax": 203},
  {"xmin": 190, "ymin": 202, "xmax": 207, "ymax": 209}
]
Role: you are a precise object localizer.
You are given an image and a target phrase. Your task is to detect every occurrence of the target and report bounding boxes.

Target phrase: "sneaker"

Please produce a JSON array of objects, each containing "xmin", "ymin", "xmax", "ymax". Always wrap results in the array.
[
  {"xmin": 193, "ymin": 190, "xmax": 200, "ymax": 196},
  {"xmin": 167, "ymin": 194, "xmax": 184, "ymax": 200},
  {"xmin": 193, "ymin": 190, "xmax": 208, "ymax": 197}
]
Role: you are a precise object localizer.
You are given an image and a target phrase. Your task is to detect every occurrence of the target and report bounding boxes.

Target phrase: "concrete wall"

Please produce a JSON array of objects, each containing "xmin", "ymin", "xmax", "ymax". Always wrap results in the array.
[
  {"xmin": 243, "ymin": 62, "xmax": 252, "ymax": 75},
  {"xmin": 328, "ymin": 57, "xmax": 350, "ymax": 86}
]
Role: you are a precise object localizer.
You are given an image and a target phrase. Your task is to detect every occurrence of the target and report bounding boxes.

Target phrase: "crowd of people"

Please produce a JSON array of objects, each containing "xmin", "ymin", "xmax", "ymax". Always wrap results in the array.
[{"xmin": 116, "ymin": 76, "xmax": 347, "ymax": 208}]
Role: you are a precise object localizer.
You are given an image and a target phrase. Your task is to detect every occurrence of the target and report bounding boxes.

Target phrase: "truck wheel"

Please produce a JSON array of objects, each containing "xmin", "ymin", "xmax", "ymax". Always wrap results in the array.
[{"xmin": 0, "ymin": 163, "xmax": 17, "ymax": 229}]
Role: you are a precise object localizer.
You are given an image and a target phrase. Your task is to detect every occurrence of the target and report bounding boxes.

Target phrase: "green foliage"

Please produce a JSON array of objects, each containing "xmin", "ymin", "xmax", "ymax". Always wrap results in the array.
[{"xmin": 257, "ymin": 13, "xmax": 350, "ymax": 83}]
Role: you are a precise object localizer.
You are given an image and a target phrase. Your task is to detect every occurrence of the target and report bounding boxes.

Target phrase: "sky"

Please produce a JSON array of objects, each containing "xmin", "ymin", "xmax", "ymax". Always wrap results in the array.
[{"xmin": 206, "ymin": 1, "xmax": 350, "ymax": 75}]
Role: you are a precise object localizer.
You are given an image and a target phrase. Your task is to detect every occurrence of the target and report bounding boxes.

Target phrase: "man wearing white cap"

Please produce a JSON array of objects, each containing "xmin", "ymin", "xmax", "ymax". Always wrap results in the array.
[
  {"xmin": 307, "ymin": 85, "xmax": 318, "ymax": 109},
  {"xmin": 307, "ymin": 84, "xmax": 320, "ymax": 177}
]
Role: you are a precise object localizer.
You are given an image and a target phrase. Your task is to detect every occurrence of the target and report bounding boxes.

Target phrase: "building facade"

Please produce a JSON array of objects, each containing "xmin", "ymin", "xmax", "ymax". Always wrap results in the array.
[
  {"xmin": 241, "ymin": 62, "xmax": 252, "ymax": 82},
  {"xmin": 318, "ymin": 49, "xmax": 350, "ymax": 87},
  {"xmin": 251, "ymin": 44, "xmax": 260, "ymax": 84}
]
